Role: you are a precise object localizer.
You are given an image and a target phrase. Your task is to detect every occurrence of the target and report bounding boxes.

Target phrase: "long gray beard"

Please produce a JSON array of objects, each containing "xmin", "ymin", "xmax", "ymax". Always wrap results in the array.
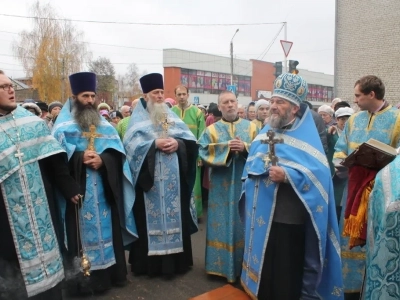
[
  {"xmin": 148, "ymin": 101, "xmax": 169, "ymax": 127},
  {"xmin": 73, "ymin": 101, "xmax": 101, "ymax": 130},
  {"xmin": 269, "ymin": 108, "xmax": 292, "ymax": 129}
]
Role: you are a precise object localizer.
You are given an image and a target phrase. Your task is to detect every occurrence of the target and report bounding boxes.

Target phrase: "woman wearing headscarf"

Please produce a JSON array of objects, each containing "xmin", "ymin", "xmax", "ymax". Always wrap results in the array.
[
  {"xmin": 318, "ymin": 104, "xmax": 336, "ymax": 127},
  {"xmin": 327, "ymin": 107, "xmax": 354, "ymax": 221}
]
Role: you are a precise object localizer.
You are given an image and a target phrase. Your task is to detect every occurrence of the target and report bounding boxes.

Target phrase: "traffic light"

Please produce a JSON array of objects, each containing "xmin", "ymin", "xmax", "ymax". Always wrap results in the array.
[
  {"xmin": 289, "ymin": 60, "xmax": 299, "ymax": 74},
  {"xmin": 274, "ymin": 61, "xmax": 283, "ymax": 78}
]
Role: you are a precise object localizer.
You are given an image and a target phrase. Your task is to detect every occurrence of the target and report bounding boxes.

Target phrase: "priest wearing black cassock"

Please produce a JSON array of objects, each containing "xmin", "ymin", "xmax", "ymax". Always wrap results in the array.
[
  {"xmin": 52, "ymin": 72, "xmax": 137, "ymax": 296},
  {"xmin": 123, "ymin": 73, "xmax": 198, "ymax": 277},
  {"xmin": 0, "ymin": 70, "xmax": 81, "ymax": 300}
]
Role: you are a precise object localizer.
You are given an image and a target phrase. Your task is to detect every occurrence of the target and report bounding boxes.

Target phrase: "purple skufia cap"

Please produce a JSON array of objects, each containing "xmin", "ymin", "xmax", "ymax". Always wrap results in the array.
[
  {"xmin": 69, "ymin": 72, "xmax": 97, "ymax": 95},
  {"xmin": 139, "ymin": 73, "xmax": 164, "ymax": 93}
]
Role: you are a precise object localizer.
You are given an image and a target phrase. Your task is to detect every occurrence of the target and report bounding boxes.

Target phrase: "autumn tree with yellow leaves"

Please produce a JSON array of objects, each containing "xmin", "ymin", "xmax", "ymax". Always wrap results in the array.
[{"xmin": 13, "ymin": 1, "xmax": 90, "ymax": 102}]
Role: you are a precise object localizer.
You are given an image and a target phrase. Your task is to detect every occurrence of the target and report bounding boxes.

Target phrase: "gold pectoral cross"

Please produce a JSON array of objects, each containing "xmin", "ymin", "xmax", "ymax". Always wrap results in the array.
[
  {"xmin": 82, "ymin": 125, "xmax": 102, "ymax": 151},
  {"xmin": 160, "ymin": 113, "xmax": 175, "ymax": 138},
  {"xmin": 261, "ymin": 129, "xmax": 284, "ymax": 167}
]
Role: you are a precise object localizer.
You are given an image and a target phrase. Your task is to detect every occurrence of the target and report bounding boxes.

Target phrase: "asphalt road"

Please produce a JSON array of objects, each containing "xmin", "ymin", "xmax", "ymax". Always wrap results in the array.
[{"xmin": 64, "ymin": 209, "xmax": 236, "ymax": 300}]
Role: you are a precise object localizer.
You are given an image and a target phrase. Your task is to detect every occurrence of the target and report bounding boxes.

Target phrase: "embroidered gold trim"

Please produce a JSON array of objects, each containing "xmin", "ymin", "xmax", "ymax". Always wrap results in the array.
[
  {"xmin": 206, "ymin": 240, "xmax": 244, "ymax": 252},
  {"xmin": 341, "ymin": 251, "xmax": 366, "ymax": 260},
  {"xmin": 241, "ymin": 262, "xmax": 259, "ymax": 283}
]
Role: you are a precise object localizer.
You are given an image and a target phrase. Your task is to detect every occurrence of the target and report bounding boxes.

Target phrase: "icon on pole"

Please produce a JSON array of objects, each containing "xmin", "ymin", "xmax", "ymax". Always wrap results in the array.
[{"xmin": 280, "ymin": 40, "xmax": 293, "ymax": 57}]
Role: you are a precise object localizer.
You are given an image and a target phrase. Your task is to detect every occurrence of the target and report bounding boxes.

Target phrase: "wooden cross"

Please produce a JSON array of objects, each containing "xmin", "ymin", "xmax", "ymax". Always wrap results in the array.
[
  {"xmin": 261, "ymin": 130, "xmax": 284, "ymax": 167},
  {"xmin": 15, "ymin": 146, "xmax": 24, "ymax": 166},
  {"xmin": 82, "ymin": 125, "xmax": 102, "ymax": 151},
  {"xmin": 160, "ymin": 113, "xmax": 175, "ymax": 138}
]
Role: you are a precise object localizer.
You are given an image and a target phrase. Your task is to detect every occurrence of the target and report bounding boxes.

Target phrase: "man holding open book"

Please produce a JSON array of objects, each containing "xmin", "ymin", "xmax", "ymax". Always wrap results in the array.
[{"xmin": 333, "ymin": 75, "xmax": 400, "ymax": 300}]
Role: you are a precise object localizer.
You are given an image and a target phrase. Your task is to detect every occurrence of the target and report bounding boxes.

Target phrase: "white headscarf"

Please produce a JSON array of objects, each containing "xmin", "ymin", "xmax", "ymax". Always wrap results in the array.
[
  {"xmin": 318, "ymin": 104, "xmax": 334, "ymax": 116},
  {"xmin": 255, "ymin": 99, "xmax": 270, "ymax": 111}
]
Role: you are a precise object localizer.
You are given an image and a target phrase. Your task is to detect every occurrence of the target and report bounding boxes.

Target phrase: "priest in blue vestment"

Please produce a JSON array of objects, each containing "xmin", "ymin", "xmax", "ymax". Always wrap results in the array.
[
  {"xmin": 198, "ymin": 90, "xmax": 258, "ymax": 282},
  {"xmin": 365, "ymin": 153, "xmax": 400, "ymax": 299},
  {"xmin": 240, "ymin": 73, "xmax": 343, "ymax": 300},
  {"xmin": 124, "ymin": 73, "xmax": 198, "ymax": 277},
  {"xmin": 52, "ymin": 72, "xmax": 137, "ymax": 295},
  {"xmin": 0, "ymin": 70, "xmax": 82, "ymax": 300}
]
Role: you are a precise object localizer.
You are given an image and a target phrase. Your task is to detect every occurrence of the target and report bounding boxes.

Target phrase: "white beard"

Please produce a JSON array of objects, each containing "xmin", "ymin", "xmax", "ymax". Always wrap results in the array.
[{"xmin": 147, "ymin": 101, "xmax": 169, "ymax": 127}]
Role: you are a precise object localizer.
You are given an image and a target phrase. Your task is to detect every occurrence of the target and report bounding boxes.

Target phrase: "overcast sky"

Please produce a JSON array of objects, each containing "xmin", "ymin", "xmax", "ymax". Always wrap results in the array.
[{"xmin": 0, "ymin": 0, "xmax": 335, "ymax": 79}]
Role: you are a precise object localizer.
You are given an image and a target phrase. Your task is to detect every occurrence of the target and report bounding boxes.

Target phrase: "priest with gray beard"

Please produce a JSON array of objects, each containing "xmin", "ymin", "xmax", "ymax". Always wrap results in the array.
[
  {"xmin": 52, "ymin": 72, "xmax": 137, "ymax": 296},
  {"xmin": 123, "ymin": 73, "xmax": 199, "ymax": 278}
]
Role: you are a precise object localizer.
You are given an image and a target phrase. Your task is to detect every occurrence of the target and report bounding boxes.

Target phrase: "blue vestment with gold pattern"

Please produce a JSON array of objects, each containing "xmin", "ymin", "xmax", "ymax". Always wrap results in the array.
[
  {"xmin": 365, "ymin": 154, "xmax": 400, "ymax": 299},
  {"xmin": 123, "ymin": 100, "xmax": 198, "ymax": 255},
  {"xmin": 52, "ymin": 100, "xmax": 137, "ymax": 270},
  {"xmin": 0, "ymin": 107, "xmax": 66, "ymax": 297},
  {"xmin": 198, "ymin": 118, "xmax": 258, "ymax": 282},
  {"xmin": 334, "ymin": 105, "xmax": 400, "ymax": 293},
  {"xmin": 241, "ymin": 107, "xmax": 343, "ymax": 299}
]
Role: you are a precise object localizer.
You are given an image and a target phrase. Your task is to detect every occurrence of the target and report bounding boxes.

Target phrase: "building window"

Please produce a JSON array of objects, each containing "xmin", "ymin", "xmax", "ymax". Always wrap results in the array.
[
  {"xmin": 179, "ymin": 68, "xmax": 251, "ymax": 96},
  {"xmin": 307, "ymin": 84, "xmax": 333, "ymax": 102}
]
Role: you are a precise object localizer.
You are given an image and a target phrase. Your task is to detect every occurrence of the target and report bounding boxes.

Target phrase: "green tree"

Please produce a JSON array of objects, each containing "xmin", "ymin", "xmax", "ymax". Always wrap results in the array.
[{"xmin": 88, "ymin": 57, "xmax": 116, "ymax": 94}]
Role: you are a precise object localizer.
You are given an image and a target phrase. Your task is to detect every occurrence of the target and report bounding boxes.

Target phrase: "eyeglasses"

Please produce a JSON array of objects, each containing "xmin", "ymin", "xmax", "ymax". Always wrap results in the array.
[{"xmin": 0, "ymin": 84, "xmax": 16, "ymax": 91}]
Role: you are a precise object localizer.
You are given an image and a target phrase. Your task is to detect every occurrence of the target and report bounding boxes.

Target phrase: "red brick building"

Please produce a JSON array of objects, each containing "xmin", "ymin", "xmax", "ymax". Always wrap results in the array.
[{"xmin": 163, "ymin": 49, "xmax": 333, "ymax": 107}]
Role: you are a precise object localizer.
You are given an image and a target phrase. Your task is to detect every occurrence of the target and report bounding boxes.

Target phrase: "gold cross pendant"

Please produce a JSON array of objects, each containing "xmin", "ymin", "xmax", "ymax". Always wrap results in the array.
[{"xmin": 82, "ymin": 125, "xmax": 102, "ymax": 151}]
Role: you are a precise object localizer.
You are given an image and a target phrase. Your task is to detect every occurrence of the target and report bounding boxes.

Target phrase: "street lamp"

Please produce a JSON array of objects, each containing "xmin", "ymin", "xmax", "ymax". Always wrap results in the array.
[{"xmin": 230, "ymin": 28, "xmax": 239, "ymax": 85}]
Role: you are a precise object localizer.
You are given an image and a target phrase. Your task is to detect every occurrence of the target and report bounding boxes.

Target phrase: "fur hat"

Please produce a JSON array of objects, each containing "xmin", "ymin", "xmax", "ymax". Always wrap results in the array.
[
  {"xmin": 97, "ymin": 102, "xmax": 111, "ymax": 111},
  {"xmin": 21, "ymin": 102, "xmax": 42, "ymax": 117},
  {"xmin": 48, "ymin": 101, "xmax": 63, "ymax": 113}
]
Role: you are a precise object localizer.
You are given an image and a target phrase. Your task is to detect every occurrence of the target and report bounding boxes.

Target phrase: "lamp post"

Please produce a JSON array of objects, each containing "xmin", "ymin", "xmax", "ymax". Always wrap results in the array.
[{"xmin": 230, "ymin": 28, "xmax": 239, "ymax": 85}]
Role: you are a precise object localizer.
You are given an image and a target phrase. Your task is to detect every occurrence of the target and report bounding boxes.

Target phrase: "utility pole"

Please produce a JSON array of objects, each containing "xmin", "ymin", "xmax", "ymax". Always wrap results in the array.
[
  {"xmin": 230, "ymin": 28, "xmax": 239, "ymax": 85},
  {"xmin": 284, "ymin": 22, "xmax": 288, "ymax": 73}
]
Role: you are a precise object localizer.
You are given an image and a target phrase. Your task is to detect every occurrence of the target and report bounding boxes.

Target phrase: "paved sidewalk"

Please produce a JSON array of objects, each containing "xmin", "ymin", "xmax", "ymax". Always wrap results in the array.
[{"xmin": 64, "ymin": 210, "xmax": 238, "ymax": 300}]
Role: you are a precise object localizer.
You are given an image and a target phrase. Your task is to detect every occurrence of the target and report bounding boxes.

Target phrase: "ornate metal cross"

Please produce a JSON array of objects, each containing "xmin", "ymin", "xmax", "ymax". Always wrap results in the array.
[
  {"xmin": 160, "ymin": 113, "xmax": 175, "ymax": 138},
  {"xmin": 82, "ymin": 125, "xmax": 102, "ymax": 151},
  {"xmin": 261, "ymin": 130, "xmax": 284, "ymax": 167}
]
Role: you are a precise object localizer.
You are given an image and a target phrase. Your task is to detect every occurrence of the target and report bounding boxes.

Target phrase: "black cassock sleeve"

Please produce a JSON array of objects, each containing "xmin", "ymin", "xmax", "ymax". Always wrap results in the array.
[
  {"xmin": 39, "ymin": 152, "xmax": 81, "ymax": 200},
  {"xmin": 137, "ymin": 141, "xmax": 156, "ymax": 192},
  {"xmin": 99, "ymin": 149, "xmax": 123, "ymax": 205}
]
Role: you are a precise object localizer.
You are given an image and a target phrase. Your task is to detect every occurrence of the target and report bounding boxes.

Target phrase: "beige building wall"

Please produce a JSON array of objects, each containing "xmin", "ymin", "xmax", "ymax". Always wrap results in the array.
[{"xmin": 335, "ymin": 1, "xmax": 400, "ymax": 105}]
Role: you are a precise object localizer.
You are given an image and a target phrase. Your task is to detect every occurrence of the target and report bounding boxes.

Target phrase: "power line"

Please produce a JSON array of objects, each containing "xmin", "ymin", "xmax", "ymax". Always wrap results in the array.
[
  {"xmin": 0, "ymin": 30, "xmax": 333, "ymax": 55},
  {"xmin": 86, "ymin": 42, "xmax": 160, "ymax": 51},
  {"xmin": 0, "ymin": 61, "xmax": 22, "ymax": 66},
  {"xmin": 0, "ymin": 67, "xmax": 24, "ymax": 72},
  {"xmin": 258, "ymin": 23, "xmax": 285, "ymax": 61},
  {"xmin": 0, "ymin": 13, "xmax": 284, "ymax": 27},
  {"xmin": 239, "ymin": 24, "xmax": 285, "ymax": 76}
]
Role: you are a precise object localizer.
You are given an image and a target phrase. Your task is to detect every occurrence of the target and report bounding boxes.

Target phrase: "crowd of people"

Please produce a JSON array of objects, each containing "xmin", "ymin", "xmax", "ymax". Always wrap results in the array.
[{"xmin": 0, "ymin": 68, "xmax": 399, "ymax": 300}]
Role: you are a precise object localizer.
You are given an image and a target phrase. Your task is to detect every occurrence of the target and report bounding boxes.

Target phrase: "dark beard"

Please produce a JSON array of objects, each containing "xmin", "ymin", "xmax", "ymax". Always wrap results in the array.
[{"xmin": 72, "ymin": 100, "xmax": 100, "ymax": 130}]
